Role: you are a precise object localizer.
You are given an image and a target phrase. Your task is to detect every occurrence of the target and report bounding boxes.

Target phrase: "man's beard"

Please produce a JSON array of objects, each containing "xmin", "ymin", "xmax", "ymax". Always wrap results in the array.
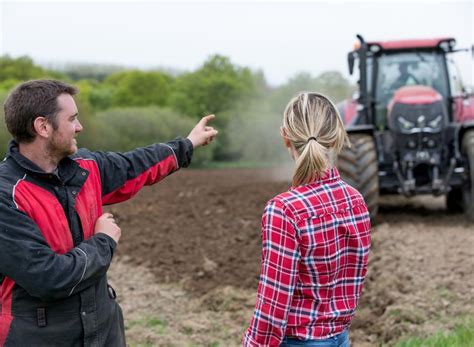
[{"xmin": 47, "ymin": 134, "xmax": 77, "ymax": 160}]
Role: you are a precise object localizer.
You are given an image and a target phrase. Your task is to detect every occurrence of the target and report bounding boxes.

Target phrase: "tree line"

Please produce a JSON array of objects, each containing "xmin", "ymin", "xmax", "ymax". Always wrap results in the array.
[{"xmin": 0, "ymin": 55, "xmax": 355, "ymax": 165}]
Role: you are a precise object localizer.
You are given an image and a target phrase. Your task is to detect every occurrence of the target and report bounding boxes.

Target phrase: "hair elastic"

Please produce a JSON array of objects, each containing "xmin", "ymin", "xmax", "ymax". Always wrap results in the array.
[{"xmin": 307, "ymin": 136, "xmax": 318, "ymax": 143}]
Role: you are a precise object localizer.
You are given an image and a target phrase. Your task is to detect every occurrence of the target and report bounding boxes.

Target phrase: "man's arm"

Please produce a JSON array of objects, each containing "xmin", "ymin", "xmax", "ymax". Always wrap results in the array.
[
  {"xmin": 80, "ymin": 115, "xmax": 217, "ymax": 205},
  {"xmin": 243, "ymin": 199, "xmax": 301, "ymax": 347},
  {"xmin": 0, "ymin": 196, "xmax": 119, "ymax": 301}
]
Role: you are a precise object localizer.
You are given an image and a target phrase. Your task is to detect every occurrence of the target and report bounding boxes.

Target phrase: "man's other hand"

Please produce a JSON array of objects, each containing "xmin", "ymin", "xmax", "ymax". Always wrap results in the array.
[
  {"xmin": 187, "ymin": 114, "xmax": 218, "ymax": 148},
  {"xmin": 95, "ymin": 213, "xmax": 121, "ymax": 244}
]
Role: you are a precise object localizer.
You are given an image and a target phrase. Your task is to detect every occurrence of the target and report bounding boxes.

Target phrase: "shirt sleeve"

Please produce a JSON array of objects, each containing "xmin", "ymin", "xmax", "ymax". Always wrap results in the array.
[
  {"xmin": 80, "ymin": 137, "xmax": 193, "ymax": 205},
  {"xmin": 243, "ymin": 199, "xmax": 300, "ymax": 347}
]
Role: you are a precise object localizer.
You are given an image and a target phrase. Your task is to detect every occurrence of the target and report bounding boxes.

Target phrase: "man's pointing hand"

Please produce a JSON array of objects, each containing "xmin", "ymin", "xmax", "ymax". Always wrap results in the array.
[{"xmin": 187, "ymin": 114, "xmax": 218, "ymax": 148}]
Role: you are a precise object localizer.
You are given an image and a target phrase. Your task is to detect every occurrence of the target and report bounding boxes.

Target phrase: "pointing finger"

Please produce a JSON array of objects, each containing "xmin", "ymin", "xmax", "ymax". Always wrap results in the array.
[{"xmin": 199, "ymin": 114, "xmax": 215, "ymax": 126}]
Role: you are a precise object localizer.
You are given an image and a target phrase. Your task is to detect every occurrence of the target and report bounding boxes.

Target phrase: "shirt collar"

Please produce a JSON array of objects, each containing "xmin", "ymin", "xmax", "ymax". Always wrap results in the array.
[
  {"xmin": 291, "ymin": 166, "xmax": 340, "ymax": 189},
  {"xmin": 318, "ymin": 166, "xmax": 340, "ymax": 183}
]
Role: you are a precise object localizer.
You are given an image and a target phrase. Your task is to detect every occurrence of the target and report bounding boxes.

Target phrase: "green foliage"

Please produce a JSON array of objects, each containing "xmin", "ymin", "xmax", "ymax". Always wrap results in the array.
[
  {"xmin": 89, "ymin": 86, "xmax": 114, "ymax": 111},
  {"xmin": 73, "ymin": 80, "xmax": 99, "ymax": 146},
  {"xmin": 87, "ymin": 106, "xmax": 213, "ymax": 165},
  {"xmin": 169, "ymin": 55, "xmax": 260, "ymax": 161},
  {"xmin": 170, "ymin": 55, "xmax": 257, "ymax": 118},
  {"xmin": 396, "ymin": 318, "xmax": 474, "ymax": 347},
  {"xmin": 0, "ymin": 91, "xmax": 12, "ymax": 157},
  {"xmin": 58, "ymin": 63, "xmax": 125, "ymax": 82},
  {"xmin": 0, "ymin": 55, "xmax": 67, "ymax": 87},
  {"xmin": 0, "ymin": 55, "xmax": 46, "ymax": 81},
  {"xmin": 0, "ymin": 53, "xmax": 357, "ymax": 166},
  {"xmin": 0, "ymin": 78, "xmax": 22, "ymax": 92},
  {"xmin": 104, "ymin": 70, "xmax": 173, "ymax": 108}
]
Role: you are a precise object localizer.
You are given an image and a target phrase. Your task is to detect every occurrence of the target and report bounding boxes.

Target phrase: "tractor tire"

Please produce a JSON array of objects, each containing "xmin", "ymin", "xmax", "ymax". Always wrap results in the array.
[
  {"xmin": 446, "ymin": 188, "xmax": 463, "ymax": 213},
  {"xmin": 337, "ymin": 134, "xmax": 379, "ymax": 219},
  {"xmin": 462, "ymin": 130, "xmax": 474, "ymax": 221}
]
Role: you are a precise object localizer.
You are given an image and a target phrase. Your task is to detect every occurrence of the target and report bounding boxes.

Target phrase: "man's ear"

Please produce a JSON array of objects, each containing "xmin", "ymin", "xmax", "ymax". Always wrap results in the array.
[
  {"xmin": 280, "ymin": 127, "xmax": 291, "ymax": 148},
  {"xmin": 33, "ymin": 116, "xmax": 52, "ymax": 139}
]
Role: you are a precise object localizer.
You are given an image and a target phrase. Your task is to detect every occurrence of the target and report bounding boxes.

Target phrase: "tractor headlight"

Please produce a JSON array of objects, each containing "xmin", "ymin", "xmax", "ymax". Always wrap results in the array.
[
  {"xmin": 398, "ymin": 116, "xmax": 415, "ymax": 130},
  {"xmin": 428, "ymin": 115, "xmax": 443, "ymax": 131}
]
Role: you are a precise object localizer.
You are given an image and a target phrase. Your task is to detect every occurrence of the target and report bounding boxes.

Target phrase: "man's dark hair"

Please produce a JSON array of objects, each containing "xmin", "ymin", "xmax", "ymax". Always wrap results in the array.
[{"xmin": 3, "ymin": 79, "xmax": 78, "ymax": 143}]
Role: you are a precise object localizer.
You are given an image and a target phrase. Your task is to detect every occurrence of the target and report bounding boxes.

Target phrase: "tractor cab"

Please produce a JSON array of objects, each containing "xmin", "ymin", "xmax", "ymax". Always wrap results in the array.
[{"xmin": 337, "ymin": 35, "xmax": 474, "ymax": 220}]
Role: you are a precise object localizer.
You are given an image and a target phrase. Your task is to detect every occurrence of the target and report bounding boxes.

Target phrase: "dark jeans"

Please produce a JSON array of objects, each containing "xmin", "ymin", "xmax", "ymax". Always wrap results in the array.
[{"xmin": 280, "ymin": 330, "xmax": 350, "ymax": 347}]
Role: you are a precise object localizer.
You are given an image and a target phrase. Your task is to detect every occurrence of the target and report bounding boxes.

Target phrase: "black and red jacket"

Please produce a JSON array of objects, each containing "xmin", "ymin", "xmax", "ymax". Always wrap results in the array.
[{"xmin": 0, "ymin": 138, "xmax": 193, "ymax": 346}]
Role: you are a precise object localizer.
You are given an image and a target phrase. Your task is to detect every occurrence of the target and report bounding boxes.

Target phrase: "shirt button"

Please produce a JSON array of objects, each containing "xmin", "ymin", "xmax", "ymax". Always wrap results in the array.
[
  {"xmin": 72, "ymin": 191, "xmax": 77, "ymax": 195},
  {"xmin": 82, "ymin": 172, "xmax": 86, "ymax": 176},
  {"xmin": 81, "ymin": 311, "xmax": 86, "ymax": 316}
]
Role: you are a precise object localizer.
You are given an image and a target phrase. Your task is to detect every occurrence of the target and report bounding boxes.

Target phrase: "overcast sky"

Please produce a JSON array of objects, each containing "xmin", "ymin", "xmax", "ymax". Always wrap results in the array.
[{"xmin": 1, "ymin": 0, "xmax": 473, "ymax": 86}]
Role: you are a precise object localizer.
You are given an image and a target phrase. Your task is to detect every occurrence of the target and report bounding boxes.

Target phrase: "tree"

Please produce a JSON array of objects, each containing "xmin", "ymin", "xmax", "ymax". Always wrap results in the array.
[
  {"xmin": 170, "ymin": 55, "xmax": 257, "ymax": 118},
  {"xmin": 0, "ymin": 56, "xmax": 45, "ymax": 81},
  {"xmin": 104, "ymin": 70, "xmax": 173, "ymax": 107},
  {"xmin": 0, "ymin": 55, "xmax": 67, "ymax": 91}
]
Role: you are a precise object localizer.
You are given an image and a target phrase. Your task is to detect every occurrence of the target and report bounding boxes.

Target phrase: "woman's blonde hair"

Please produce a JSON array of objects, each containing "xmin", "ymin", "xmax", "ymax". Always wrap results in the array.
[{"xmin": 282, "ymin": 92, "xmax": 349, "ymax": 187}]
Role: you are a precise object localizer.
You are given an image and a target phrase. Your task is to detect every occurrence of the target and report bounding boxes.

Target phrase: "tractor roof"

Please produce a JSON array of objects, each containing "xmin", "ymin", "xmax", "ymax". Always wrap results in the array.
[{"xmin": 366, "ymin": 38, "xmax": 456, "ymax": 51}]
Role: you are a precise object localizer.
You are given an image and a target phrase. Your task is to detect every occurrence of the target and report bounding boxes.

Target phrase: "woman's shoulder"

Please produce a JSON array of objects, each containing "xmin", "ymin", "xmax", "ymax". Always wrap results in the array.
[{"xmin": 264, "ymin": 189, "xmax": 303, "ymax": 219}]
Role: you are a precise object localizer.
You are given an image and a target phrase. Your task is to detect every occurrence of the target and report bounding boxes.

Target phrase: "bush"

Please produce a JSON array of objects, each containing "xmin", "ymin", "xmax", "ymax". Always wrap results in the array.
[
  {"xmin": 0, "ymin": 91, "xmax": 12, "ymax": 157},
  {"xmin": 170, "ymin": 55, "xmax": 257, "ymax": 118},
  {"xmin": 85, "ymin": 106, "xmax": 213, "ymax": 166},
  {"xmin": 104, "ymin": 70, "xmax": 173, "ymax": 108}
]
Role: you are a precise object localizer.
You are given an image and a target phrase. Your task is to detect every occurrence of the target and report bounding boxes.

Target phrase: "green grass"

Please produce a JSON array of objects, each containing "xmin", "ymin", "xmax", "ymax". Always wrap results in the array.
[
  {"xmin": 396, "ymin": 318, "xmax": 474, "ymax": 347},
  {"xmin": 126, "ymin": 315, "xmax": 168, "ymax": 335}
]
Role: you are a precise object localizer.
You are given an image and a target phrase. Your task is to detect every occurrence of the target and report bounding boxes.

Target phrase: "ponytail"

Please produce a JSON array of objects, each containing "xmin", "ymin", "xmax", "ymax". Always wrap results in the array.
[
  {"xmin": 293, "ymin": 140, "xmax": 328, "ymax": 186},
  {"xmin": 282, "ymin": 92, "xmax": 349, "ymax": 187}
]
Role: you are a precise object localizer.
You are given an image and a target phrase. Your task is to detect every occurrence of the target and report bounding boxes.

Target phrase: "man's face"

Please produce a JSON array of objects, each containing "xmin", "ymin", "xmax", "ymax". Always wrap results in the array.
[{"xmin": 47, "ymin": 93, "xmax": 83, "ymax": 158}]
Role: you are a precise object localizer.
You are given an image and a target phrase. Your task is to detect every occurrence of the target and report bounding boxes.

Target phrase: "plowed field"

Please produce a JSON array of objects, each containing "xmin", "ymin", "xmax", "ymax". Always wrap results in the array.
[{"xmin": 107, "ymin": 168, "xmax": 474, "ymax": 346}]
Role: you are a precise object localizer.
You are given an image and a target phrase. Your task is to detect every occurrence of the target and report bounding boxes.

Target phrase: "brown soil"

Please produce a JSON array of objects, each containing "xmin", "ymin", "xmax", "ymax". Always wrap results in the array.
[
  {"xmin": 110, "ymin": 168, "xmax": 290, "ymax": 295},
  {"xmin": 107, "ymin": 168, "xmax": 474, "ymax": 346}
]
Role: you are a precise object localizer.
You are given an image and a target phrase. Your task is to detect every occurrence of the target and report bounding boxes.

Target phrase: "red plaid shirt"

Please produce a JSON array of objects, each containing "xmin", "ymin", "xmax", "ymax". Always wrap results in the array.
[{"xmin": 243, "ymin": 167, "xmax": 371, "ymax": 346}]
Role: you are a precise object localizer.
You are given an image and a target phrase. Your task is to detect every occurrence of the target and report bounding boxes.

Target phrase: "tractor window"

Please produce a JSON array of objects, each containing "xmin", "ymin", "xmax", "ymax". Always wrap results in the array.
[
  {"xmin": 375, "ymin": 52, "xmax": 449, "ymax": 107},
  {"xmin": 447, "ymin": 58, "xmax": 463, "ymax": 96}
]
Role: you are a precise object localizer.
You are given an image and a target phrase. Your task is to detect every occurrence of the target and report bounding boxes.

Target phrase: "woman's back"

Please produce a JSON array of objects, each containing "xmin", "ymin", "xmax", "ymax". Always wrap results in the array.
[
  {"xmin": 272, "ymin": 167, "xmax": 370, "ymax": 338},
  {"xmin": 243, "ymin": 92, "xmax": 371, "ymax": 347}
]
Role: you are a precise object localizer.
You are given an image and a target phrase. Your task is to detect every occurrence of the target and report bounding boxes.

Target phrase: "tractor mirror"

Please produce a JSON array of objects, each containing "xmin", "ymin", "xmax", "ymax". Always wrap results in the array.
[{"xmin": 348, "ymin": 52, "xmax": 355, "ymax": 75}]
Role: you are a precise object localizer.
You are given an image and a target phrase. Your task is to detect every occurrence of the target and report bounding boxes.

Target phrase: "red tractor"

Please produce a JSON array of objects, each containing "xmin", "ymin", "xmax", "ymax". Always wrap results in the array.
[{"xmin": 337, "ymin": 35, "xmax": 474, "ymax": 220}]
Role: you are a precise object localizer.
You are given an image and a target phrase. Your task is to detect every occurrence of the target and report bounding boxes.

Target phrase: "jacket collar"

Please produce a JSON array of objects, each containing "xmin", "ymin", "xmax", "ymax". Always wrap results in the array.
[{"xmin": 7, "ymin": 140, "xmax": 80, "ymax": 182}]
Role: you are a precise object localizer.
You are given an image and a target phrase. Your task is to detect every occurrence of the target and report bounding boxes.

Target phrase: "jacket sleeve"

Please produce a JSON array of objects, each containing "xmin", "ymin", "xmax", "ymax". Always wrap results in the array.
[
  {"xmin": 0, "ymin": 195, "xmax": 116, "ymax": 301},
  {"xmin": 83, "ymin": 137, "xmax": 193, "ymax": 205},
  {"xmin": 243, "ymin": 199, "xmax": 301, "ymax": 347}
]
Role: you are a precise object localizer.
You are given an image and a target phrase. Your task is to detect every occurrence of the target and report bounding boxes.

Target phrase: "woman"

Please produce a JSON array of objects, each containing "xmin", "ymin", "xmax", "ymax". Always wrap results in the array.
[{"xmin": 243, "ymin": 92, "xmax": 371, "ymax": 347}]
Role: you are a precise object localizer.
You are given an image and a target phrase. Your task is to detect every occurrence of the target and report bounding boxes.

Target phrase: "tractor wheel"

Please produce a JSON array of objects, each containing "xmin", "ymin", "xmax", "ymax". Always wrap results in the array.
[
  {"xmin": 337, "ymin": 134, "xmax": 379, "ymax": 219},
  {"xmin": 462, "ymin": 130, "xmax": 474, "ymax": 221},
  {"xmin": 446, "ymin": 188, "xmax": 463, "ymax": 213}
]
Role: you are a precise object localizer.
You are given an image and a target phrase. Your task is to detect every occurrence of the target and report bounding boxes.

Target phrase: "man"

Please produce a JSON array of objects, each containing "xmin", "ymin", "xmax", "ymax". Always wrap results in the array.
[
  {"xmin": 0, "ymin": 79, "xmax": 217, "ymax": 346},
  {"xmin": 391, "ymin": 62, "xmax": 419, "ymax": 90}
]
